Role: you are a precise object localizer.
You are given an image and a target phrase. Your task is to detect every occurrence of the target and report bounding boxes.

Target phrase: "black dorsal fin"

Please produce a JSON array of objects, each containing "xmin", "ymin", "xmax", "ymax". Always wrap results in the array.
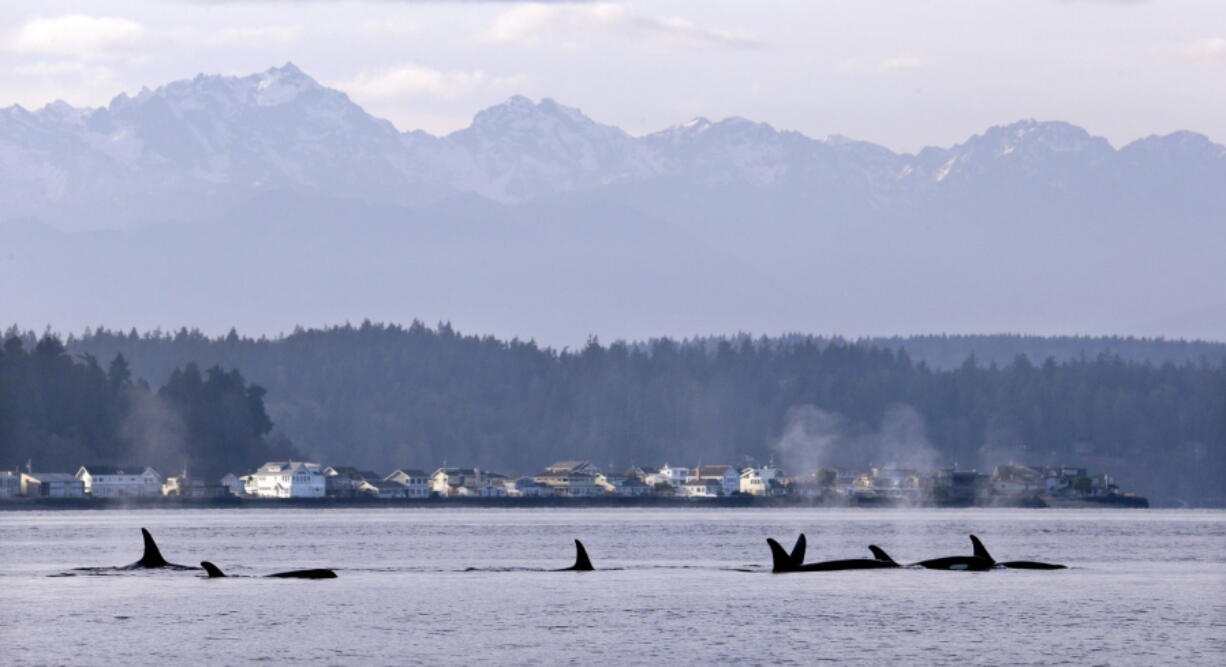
[
  {"xmin": 766, "ymin": 538, "xmax": 793, "ymax": 572},
  {"xmin": 139, "ymin": 528, "xmax": 168, "ymax": 568},
  {"xmin": 868, "ymin": 545, "xmax": 897, "ymax": 564},
  {"xmin": 200, "ymin": 561, "xmax": 226, "ymax": 578},
  {"xmin": 790, "ymin": 534, "xmax": 807, "ymax": 568},
  {"xmin": 571, "ymin": 539, "xmax": 594, "ymax": 571},
  {"xmin": 970, "ymin": 535, "xmax": 994, "ymax": 563}
]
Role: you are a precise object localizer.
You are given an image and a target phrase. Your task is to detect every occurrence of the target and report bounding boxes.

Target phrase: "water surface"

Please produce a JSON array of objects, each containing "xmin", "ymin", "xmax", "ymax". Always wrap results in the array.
[{"xmin": 1, "ymin": 508, "xmax": 1223, "ymax": 664}]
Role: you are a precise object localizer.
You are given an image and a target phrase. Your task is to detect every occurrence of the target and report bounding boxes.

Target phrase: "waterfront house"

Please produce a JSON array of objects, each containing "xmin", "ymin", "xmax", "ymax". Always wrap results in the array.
[
  {"xmin": 507, "ymin": 476, "xmax": 553, "ymax": 497},
  {"xmin": 991, "ymin": 465, "xmax": 1045, "ymax": 495},
  {"xmin": 357, "ymin": 479, "xmax": 410, "ymax": 499},
  {"xmin": 76, "ymin": 466, "xmax": 163, "ymax": 497},
  {"xmin": 161, "ymin": 474, "xmax": 228, "ymax": 498},
  {"xmin": 383, "ymin": 469, "xmax": 431, "ymax": 498},
  {"xmin": 430, "ymin": 468, "xmax": 497, "ymax": 496},
  {"xmin": 250, "ymin": 461, "xmax": 326, "ymax": 498},
  {"xmin": 0, "ymin": 470, "xmax": 21, "ymax": 497},
  {"xmin": 533, "ymin": 468, "xmax": 601, "ymax": 497},
  {"xmin": 595, "ymin": 473, "xmax": 651, "ymax": 497},
  {"xmin": 323, "ymin": 466, "xmax": 382, "ymax": 497},
  {"xmin": 739, "ymin": 466, "xmax": 784, "ymax": 496},
  {"xmin": 656, "ymin": 464, "xmax": 691, "ymax": 488},
  {"xmin": 694, "ymin": 465, "xmax": 740, "ymax": 495},
  {"xmin": 20, "ymin": 472, "xmax": 85, "ymax": 497},
  {"xmin": 677, "ymin": 478, "xmax": 722, "ymax": 498}
]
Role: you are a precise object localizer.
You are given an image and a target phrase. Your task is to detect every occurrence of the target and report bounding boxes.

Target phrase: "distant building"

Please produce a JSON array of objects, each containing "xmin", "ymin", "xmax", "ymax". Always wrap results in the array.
[
  {"xmin": 656, "ymin": 464, "xmax": 691, "ymax": 488},
  {"xmin": 76, "ymin": 466, "xmax": 163, "ymax": 498},
  {"xmin": 740, "ymin": 466, "xmax": 784, "ymax": 496},
  {"xmin": 533, "ymin": 466, "xmax": 601, "ymax": 497},
  {"xmin": 991, "ymin": 465, "xmax": 1045, "ymax": 495},
  {"xmin": 677, "ymin": 478, "xmax": 722, "ymax": 498},
  {"xmin": 383, "ymin": 469, "xmax": 431, "ymax": 498},
  {"xmin": 20, "ymin": 472, "xmax": 85, "ymax": 497},
  {"xmin": 0, "ymin": 470, "xmax": 21, "ymax": 497},
  {"xmin": 250, "ymin": 461, "xmax": 326, "ymax": 498},
  {"xmin": 161, "ymin": 474, "xmax": 229, "ymax": 498},
  {"xmin": 323, "ymin": 466, "xmax": 382, "ymax": 497},
  {"xmin": 693, "ymin": 465, "xmax": 740, "ymax": 495},
  {"xmin": 430, "ymin": 468, "xmax": 506, "ymax": 496},
  {"xmin": 595, "ymin": 474, "xmax": 651, "ymax": 497},
  {"xmin": 507, "ymin": 476, "xmax": 553, "ymax": 497},
  {"xmin": 357, "ymin": 479, "xmax": 410, "ymax": 499}
]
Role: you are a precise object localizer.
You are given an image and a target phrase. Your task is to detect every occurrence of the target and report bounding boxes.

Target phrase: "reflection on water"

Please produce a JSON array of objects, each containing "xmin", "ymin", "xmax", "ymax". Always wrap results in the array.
[{"xmin": 1, "ymin": 508, "xmax": 1223, "ymax": 664}]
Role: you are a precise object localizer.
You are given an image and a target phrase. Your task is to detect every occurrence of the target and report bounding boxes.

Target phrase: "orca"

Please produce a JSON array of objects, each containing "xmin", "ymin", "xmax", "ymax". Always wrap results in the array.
[
  {"xmin": 200, "ymin": 561, "xmax": 337, "ymax": 579},
  {"xmin": 767, "ymin": 534, "xmax": 901, "ymax": 572},
  {"xmin": 117, "ymin": 528, "xmax": 199, "ymax": 570},
  {"xmin": 556, "ymin": 539, "xmax": 595, "ymax": 571},
  {"xmin": 968, "ymin": 535, "xmax": 1067, "ymax": 570},
  {"xmin": 911, "ymin": 534, "xmax": 996, "ymax": 571}
]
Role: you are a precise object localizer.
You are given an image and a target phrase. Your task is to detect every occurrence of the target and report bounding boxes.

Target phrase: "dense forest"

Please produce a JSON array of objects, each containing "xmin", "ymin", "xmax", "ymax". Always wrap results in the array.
[
  {"xmin": 0, "ymin": 336, "xmax": 297, "ymax": 481},
  {"xmin": 17, "ymin": 322, "xmax": 1218, "ymax": 506}
]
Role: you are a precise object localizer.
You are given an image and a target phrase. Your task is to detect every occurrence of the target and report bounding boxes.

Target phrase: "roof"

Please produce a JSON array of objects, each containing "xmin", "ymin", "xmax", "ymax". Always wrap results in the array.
[
  {"xmin": 545, "ymin": 461, "xmax": 596, "ymax": 473},
  {"xmin": 434, "ymin": 467, "xmax": 478, "ymax": 476},
  {"xmin": 385, "ymin": 469, "xmax": 428, "ymax": 479},
  {"xmin": 364, "ymin": 480, "xmax": 405, "ymax": 490},
  {"xmin": 27, "ymin": 473, "xmax": 80, "ymax": 482},
  {"xmin": 258, "ymin": 461, "xmax": 322, "ymax": 474},
  {"xmin": 78, "ymin": 465, "xmax": 156, "ymax": 476}
]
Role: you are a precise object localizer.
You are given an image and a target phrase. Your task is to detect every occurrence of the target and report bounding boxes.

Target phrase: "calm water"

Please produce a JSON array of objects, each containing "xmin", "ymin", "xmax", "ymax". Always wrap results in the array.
[{"xmin": 1, "ymin": 508, "xmax": 1223, "ymax": 665}]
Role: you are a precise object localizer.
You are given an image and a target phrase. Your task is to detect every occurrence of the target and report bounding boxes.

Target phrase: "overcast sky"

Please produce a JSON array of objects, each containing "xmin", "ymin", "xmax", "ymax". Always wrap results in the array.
[{"xmin": 1, "ymin": 0, "xmax": 1223, "ymax": 152}]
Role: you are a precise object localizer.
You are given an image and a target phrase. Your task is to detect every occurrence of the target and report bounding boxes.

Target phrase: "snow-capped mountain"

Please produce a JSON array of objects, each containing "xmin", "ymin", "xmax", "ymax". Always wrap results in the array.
[
  {"xmin": 2, "ymin": 64, "xmax": 1224, "ymax": 343},
  {"xmin": 4, "ymin": 63, "xmax": 1222, "ymax": 229}
]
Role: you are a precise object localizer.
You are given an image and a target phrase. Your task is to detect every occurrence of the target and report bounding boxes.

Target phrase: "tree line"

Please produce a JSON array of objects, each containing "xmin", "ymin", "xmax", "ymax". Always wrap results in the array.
[
  {"xmin": 36, "ymin": 322, "xmax": 1224, "ymax": 505},
  {"xmin": 0, "ymin": 336, "xmax": 297, "ymax": 481}
]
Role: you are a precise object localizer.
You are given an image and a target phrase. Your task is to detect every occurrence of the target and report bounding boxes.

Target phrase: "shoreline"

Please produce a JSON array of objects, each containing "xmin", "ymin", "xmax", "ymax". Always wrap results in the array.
[{"xmin": 0, "ymin": 494, "xmax": 1153, "ymax": 511}]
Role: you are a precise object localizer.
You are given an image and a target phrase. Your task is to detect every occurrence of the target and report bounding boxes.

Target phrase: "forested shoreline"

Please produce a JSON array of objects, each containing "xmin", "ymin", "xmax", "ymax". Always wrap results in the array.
[{"xmin": 2, "ymin": 324, "xmax": 1223, "ymax": 505}]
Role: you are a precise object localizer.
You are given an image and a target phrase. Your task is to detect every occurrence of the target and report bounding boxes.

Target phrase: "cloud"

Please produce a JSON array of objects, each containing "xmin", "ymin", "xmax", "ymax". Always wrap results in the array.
[
  {"xmin": 481, "ymin": 3, "xmax": 762, "ymax": 50},
  {"xmin": 878, "ymin": 56, "xmax": 924, "ymax": 72},
  {"xmin": 206, "ymin": 25, "xmax": 304, "ymax": 46},
  {"xmin": 360, "ymin": 18, "xmax": 422, "ymax": 37},
  {"xmin": 11, "ymin": 15, "xmax": 145, "ymax": 59},
  {"xmin": 1180, "ymin": 37, "xmax": 1226, "ymax": 60},
  {"xmin": 334, "ymin": 64, "xmax": 522, "ymax": 100}
]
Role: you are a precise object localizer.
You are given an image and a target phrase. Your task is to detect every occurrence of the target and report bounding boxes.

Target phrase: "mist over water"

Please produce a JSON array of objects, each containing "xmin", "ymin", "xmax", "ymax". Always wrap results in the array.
[
  {"xmin": 1, "ymin": 508, "xmax": 1222, "ymax": 665},
  {"xmin": 772, "ymin": 403, "xmax": 941, "ymax": 474}
]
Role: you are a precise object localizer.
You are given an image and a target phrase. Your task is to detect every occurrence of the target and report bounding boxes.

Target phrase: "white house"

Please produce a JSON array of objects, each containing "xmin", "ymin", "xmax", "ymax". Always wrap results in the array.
[
  {"xmin": 76, "ymin": 466, "xmax": 162, "ymax": 498},
  {"xmin": 384, "ymin": 469, "xmax": 431, "ymax": 498},
  {"xmin": 740, "ymin": 466, "xmax": 784, "ymax": 496},
  {"xmin": 534, "ymin": 469, "xmax": 601, "ymax": 497},
  {"xmin": 250, "ymin": 461, "xmax": 326, "ymax": 498},
  {"xmin": 694, "ymin": 465, "xmax": 740, "ymax": 495},
  {"xmin": 507, "ymin": 476, "xmax": 553, "ymax": 497},
  {"xmin": 656, "ymin": 464, "xmax": 691, "ymax": 487},
  {"xmin": 677, "ymin": 479, "xmax": 722, "ymax": 498},
  {"xmin": 20, "ymin": 472, "xmax": 85, "ymax": 497},
  {"xmin": 430, "ymin": 468, "xmax": 499, "ymax": 496},
  {"xmin": 357, "ymin": 479, "xmax": 409, "ymax": 499}
]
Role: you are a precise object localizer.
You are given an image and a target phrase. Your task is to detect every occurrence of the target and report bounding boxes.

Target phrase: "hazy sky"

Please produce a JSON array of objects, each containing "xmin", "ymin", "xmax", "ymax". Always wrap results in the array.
[{"xmin": 1, "ymin": 0, "xmax": 1223, "ymax": 152}]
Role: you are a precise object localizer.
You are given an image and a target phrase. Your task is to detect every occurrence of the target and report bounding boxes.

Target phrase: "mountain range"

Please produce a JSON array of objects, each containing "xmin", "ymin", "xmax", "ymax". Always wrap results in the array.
[{"xmin": 2, "ymin": 63, "xmax": 1223, "ymax": 343}]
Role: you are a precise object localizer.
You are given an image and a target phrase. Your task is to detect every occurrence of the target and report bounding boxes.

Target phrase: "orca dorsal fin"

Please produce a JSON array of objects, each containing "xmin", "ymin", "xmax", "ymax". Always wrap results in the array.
[
  {"xmin": 970, "ymin": 535, "xmax": 994, "ymax": 563},
  {"xmin": 868, "ymin": 545, "xmax": 897, "ymax": 564},
  {"xmin": 200, "ymin": 561, "xmax": 226, "ymax": 578},
  {"xmin": 790, "ymin": 533, "xmax": 807, "ymax": 568},
  {"xmin": 139, "ymin": 528, "xmax": 168, "ymax": 568},
  {"xmin": 571, "ymin": 539, "xmax": 594, "ymax": 571},
  {"xmin": 767, "ymin": 538, "xmax": 793, "ymax": 572}
]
